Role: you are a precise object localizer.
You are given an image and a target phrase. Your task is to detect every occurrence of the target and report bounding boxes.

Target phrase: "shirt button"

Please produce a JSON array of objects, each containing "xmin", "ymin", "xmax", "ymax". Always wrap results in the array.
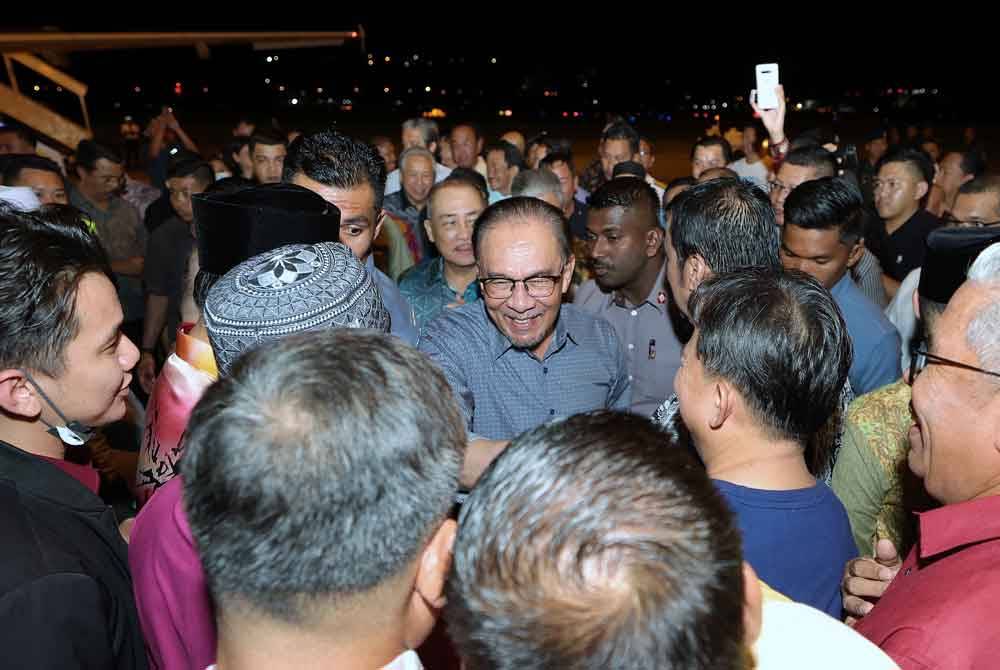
[
  {"xmin": 543, "ymin": 367, "xmax": 548, "ymax": 374},
  {"xmin": 627, "ymin": 343, "xmax": 634, "ymax": 350},
  {"xmin": 628, "ymin": 375, "xmax": 633, "ymax": 381},
  {"xmin": 630, "ymin": 309, "xmax": 638, "ymax": 316},
  {"xmin": 549, "ymin": 409, "xmax": 555, "ymax": 416}
]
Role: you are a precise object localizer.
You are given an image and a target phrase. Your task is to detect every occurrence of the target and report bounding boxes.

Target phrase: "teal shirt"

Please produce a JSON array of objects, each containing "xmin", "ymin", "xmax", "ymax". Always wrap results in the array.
[{"xmin": 399, "ymin": 258, "xmax": 480, "ymax": 331}]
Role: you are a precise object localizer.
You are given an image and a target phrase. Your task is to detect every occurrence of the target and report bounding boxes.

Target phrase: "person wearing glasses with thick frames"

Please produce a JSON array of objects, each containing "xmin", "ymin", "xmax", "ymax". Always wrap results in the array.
[{"xmin": 419, "ymin": 197, "xmax": 631, "ymax": 487}]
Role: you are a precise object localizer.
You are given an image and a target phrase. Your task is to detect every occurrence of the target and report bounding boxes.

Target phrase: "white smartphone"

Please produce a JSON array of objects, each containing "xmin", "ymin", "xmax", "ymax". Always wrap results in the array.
[{"xmin": 755, "ymin": 63, "xmax": 780, "ymax": 110}]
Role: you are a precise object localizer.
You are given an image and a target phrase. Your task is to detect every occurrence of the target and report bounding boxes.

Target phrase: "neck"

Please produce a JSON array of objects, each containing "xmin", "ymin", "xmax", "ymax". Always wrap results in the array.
[
  {"xmin": 216, "ymin": 620, "xmax": 407, "ymax": 670},
  {"xmin": 699, "ymin": 431, "xmax": 815, "ymax": 491},
  {"xmin": 0, "ymin": 415, "xmax": 67, "ymax": 459},
  {"xmin": 442, "ymin": 260, "xmax": 477, "ymax": 295},
  {"xmin": 885, "ymin": 205, "xmax": 919, "ymax": 235},
  {"xmin": 620, "ymin": 254, "xmax": 664, "ymax": 307},
  {"xmin": 563, "ymin": 198, "xmax": 576, "ymax": 218},
  {"xmin": 744, "ymin": 151, "xmax": 760, "ymax": 165},
  {"xmin": 79, "ymin": 185, "xmax": 110, "ymax": 209}
]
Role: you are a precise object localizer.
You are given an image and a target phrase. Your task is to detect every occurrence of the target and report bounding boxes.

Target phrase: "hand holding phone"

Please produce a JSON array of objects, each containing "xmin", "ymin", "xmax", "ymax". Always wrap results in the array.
[{"xmin": 754, "ymin": 63, "xmax": 780, "ymax": 110}]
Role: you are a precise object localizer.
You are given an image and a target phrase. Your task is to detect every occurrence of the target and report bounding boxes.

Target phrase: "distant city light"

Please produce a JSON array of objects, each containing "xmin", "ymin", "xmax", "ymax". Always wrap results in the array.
[
  {"xmin": 384, "ymin": 56, "xmax": 391, "ymax": 63},
  {"xmin": 291, "ymin": 98, "xmax": 298, "ymax": 105},
  {"xmin": 425, "ymin": 86, "xmax": 431, "ymax": 92},
  {"xmin": 266, "ymin": 56, "xmax": 273, "ymax": 63},
  {"xmin": 33, "ymin": 85, "xmax": 40, "ymax": 92},
  {"xmin": 279, "ymin": 85, "xmax": 285, "ymax": 92},
  {"xmin": 317, "ymin": 87, "xmax": 323, "ymax": 93},
  {"xmin": 491, "ymin": 57, "xmax": 497, "ymax": 64},
  {"xmin": 265, "ymin": 78, "xmax": 270, "ymax": 84},
  {"xmin": 384, "ymin": 87, "xmax": 390, "ymax": 93},
  {"xmin": 368, "ymin": 60, "xmax": 374, "ymax": 66},
  {"xmin": 133, "ymin": 86, "xmax": 141, "ymax": 93}
]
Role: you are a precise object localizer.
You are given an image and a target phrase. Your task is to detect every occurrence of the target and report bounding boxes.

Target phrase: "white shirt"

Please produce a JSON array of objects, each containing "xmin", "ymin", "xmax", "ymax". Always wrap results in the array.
[
  {"xmin": 755, "ymin": 601, "xmax": 899, "ymax": 669},
  {"xmin": 384, "ymin": 162, "xmax": 452, "ymax": 196},
  {"xmin": 729, "ymin": 157, "xmax": 771, "ymax": 191},
  {"xmin": 644, "ymin": 174, "xmax": 665, "ymax": 203},
  {"xmin": 884, "ymin": 267, "xmax": 920, "ymax": 371}
]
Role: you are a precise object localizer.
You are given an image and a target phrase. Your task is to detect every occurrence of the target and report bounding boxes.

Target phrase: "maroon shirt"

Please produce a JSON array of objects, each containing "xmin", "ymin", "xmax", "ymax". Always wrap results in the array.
[
  {"xmin": 39, "ymin": 455, "xmax": 100, "ymax": 495},
  {"xmin": 855, "ymin": 495, "xmax": 1000, "ymax": 669}
]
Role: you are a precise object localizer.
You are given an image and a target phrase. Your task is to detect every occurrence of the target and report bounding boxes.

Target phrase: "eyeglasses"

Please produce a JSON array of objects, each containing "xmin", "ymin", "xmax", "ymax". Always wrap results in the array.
[
  {"xmin": 941, "ymin": 216, "xmax": 1000, "ymax": 229},
  {"xmin": 479, "ymin": 266, "xmax": 565, "ymax": 299},
  {"xmin": 768, "ymin": 179, "xmax": 791, "ymax": 195},
  {"xmin": 909, "ymin": 348, "xmax": 1000, "ymax": 384}
]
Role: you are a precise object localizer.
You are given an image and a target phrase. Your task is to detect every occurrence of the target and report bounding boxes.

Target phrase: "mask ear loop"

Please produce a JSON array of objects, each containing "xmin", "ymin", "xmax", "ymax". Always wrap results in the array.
[{"xmin": 20, "ymin": 370, "xmax": 94, "ymax": 447}]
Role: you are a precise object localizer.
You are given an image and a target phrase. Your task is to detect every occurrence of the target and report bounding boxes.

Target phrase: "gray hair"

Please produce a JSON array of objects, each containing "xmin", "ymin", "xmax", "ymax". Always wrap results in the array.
[
  {"xmin": 398, "ymin": 145, "xmax": 436, "ymax": 174},
  {"xmin": 511, "ymin": 169, "xmax": 564, "ymax": 208},
  {"xmin": 966, "ymin": 242, "xmax": 1000, "ymax": 373},
  {"xmin": 401, "ymin": 118, "xmax": 440, "ymax": 147}
]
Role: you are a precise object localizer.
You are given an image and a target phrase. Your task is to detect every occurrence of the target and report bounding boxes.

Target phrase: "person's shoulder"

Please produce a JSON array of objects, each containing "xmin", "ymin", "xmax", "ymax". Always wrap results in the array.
[
  {"xmin": 847, "ymin": 379, "xmax": 909, "ymax": 421},
  {"xmin": 839, "ymin": 278, "xmax": 897, "ymax": 335},
  {"xmin": 563, "ymin": 302, "xmax": 612, "ymax": 331},
  {"xmin": 421, "ymin": 301, "xmax": 488, "ymax": 339}
]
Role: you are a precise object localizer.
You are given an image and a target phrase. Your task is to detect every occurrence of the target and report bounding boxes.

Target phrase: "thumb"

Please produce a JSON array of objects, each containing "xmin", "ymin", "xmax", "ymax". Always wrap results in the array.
[{"xmin": 875, "ymin": 538, "xmax": 901, "ymax": 567}]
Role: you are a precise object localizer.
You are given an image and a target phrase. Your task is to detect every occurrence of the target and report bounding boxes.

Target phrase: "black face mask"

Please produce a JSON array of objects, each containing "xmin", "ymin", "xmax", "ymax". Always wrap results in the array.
[{"xmin": 21, "ymin": 371, "xmax": 96, "ymax": 447}]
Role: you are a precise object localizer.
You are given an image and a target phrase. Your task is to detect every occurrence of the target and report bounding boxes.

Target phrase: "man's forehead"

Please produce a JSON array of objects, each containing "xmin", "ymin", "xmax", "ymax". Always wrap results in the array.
[
  {"xmin": 254, "ymin": 144, "xmax": 286, "ymax": 156},
  {"xmin": 779, "ymin": 162, "xmax": 816, "ymax": 184},
  {"xmin": 953, "ymin": 192, "xmax": 1000, "ymax": 219},
  {"xmin": 403, "ymin": 155, "xmax": 433, "ymax": 173}
]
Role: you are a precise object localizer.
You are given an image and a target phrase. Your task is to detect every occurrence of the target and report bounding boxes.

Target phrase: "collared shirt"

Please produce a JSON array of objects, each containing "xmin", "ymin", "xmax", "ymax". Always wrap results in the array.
[
  {"xmin": 573, "ymin": 260, "xmax": 683, "ymax": 416},
  {"xmin": 384, "ymin": 161, "xmax": 452, "ymax": 196},
  {"xmin": 830, "ymin": 273, "xmax": 901, "ymax": 396},
  {"xmin": 879, "ymin": 209, "xmax": 940, "ymax": 282},
  {"xmin": 729, "ymin": 157, "xmax": 770, "ymax": 191},
  {"xmin": 144, "ymin": 216, "xmax": 195, "ymax": 346},
  {"xmin": 70, "ymin": 186, "xmax": 147, "ymax": 323},
  {"xmin": 39, "ymin": 455, "xmax": 100, "ymax": 494},
  {"xmin": 383, "ymin": 189, "xmax": 434, "ymax": 262},
  {"xmin": 399, "ymin": 257, "xmax": 480, "ymax": 330},
  {"xmin": 567, "ymin": 198, "xmax": 589, "ymax": 240},
  {"xmin": 855, "ymin": 494, "xmax": 1000, "ymax": 669},
  {"xmin": 366, "ymin": 255, "xmax": 419, "ymax": 346},
  {"xmin": 419, "ymin": 301, "xmax": 631, "ymax": 440},
  {"xmin": 851, "ymin": 248, "xmax": 889, "ymax": 309}
]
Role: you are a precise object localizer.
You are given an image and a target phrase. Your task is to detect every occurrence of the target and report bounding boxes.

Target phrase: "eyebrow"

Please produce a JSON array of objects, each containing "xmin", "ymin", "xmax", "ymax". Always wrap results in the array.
[
  {"xmin": 340, "ymin": 217, "xmax": 371, "ymax": 226},
  {"xmin": 100, "ymin": 322, "xmax": 123, "ymax": 350}
]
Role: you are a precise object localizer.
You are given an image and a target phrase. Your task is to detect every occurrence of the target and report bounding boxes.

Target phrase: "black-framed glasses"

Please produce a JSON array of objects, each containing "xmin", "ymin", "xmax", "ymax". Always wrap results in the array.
[
  {"xmin": 479, "ymin": 266, "xmax": 565, "ymax": 299},
  {"xmin": 941, "ymin": 216, "xmax": 1000, "ymax": 229},
  {"xmin": 909, "ymin": 348, "xmax": 1000, "ymax": 384}
]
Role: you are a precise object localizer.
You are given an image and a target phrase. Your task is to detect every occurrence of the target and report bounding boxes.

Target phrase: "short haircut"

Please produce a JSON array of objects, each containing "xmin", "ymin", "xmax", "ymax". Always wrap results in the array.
[
  {"xmin": 667, "ymin": 177, "xmax": 780, "ymax": 272},
  {"xmin": 2, "ymin": 154, "xmax": 64, "ymax": 186},
  {"xmin": 447, "ymin": 411, "xmax": 746, "ymax": 670},
  {"xmin": 166, "ymin": 157, "xmax": 214, "ymax": 187},
  {"xmin": 0, "ymin": 204, "xmax": 113, "ymax": 377},
  {"xmin": 665, "ymin": 176, "xmax": 696, "ymax": 192},
  {"xmin": 876, "ymin": 146, "xmax": 935, "ymax": 187},
  {"xmin": 446, "ymin": 167, "xmax": 489, "ymax": 201},
  {"xmin": 282, "ymin": 129, "xmax": 386, "ymax": 211},
  {"xmin": 472, "ymin": 196, "xmax": 570, "ymax": 263},
  {"xmin": 689, "ymin": 267, "xmax": 852, "ymax": 445},
  {"xmin": 602, "ymin": 122, "xmax": 640, "ymax": 155},
  {"xmin": 539, "ymin": 150, "xmax": 575, "ymax": 175},
  {"xmin": 75, "ymin": 139, "xmax": 122, "ymax": 170},
  {"xmin": 183, "ymin": 330, "xmax": 466, "ymax": 624},
  {"xmin": 248, "ymin": 130, "xmax": 287, "ymax": 155},
  {"xmin": 696, "ymin": 166, "xmax": 740, "ymax": 182},
  {"xmin": 957, "ymin": 175, "xmax": 1000, "ymax": 215},
  {"xmin": 427, "ymin": 177, "xmax": 487, "ymax": 219},
  {"xmin": 223, "ymin": 137, "xmax": 250, "ymax": 174},
  {"xmin": 402, "ymin": 118, "xmax": 440, "ymax": 147},
  {"xmin": 956, "ymin": 147, "xmax": 988, "ymax": 179},
  {"xmin": 966, "ymin": 242, "xmax": 1000, "ymax": 374},
  {"xmin": 784, "ymin": 176, "xmax": 866, "ymax": 244},
  {"xmin": 398, "ymin": 145, "xmax": 435, "ymax": 173},
  {"xmin": 588, "ymin": 176, "xmax": 660, "ymax": 226},
  {"xmin": 783, "ymin": 145, "xmax": 836, "ymax": 177},
  {"xmin": 690, "ymin": 136, "xmax": 733, "ymax": 164},
  {"xmin": 0, "ymin": 122, "xmax": 36, "ymax": 148},
  {"xmin": 451, "ymin": 122, "xmax": 482, "ymax": 140},
  {"xmin": 485, "ymin": 141, "xmax": 525, "ymax": 170},
  {"xmin": 511, "ymin": 168, "xmax": 563, "ymax": 206}
]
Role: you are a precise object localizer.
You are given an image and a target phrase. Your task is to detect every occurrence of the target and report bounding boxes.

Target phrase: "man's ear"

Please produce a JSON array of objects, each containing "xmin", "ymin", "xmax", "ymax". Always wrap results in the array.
[
  {"xmin": 709, "ymin": 379, "xmax": 735, "ymax": 431},
  {"xmin": 846, "ymin": 239, "xmax": 865, "ymax": 269},
  {"xmin": 428, "ymin": 141, "xmax": 438, "ymax": 156},
  {"xmin": 683, "ymin": 253, "xmax": 709, "ymax": 293},
  {"xmin": 0, "ymin": 369, "xmax": 42, "ymax": 419},
  {"xmin": 915, "ymin": 180, "xmax": 929, "ymax": 202},
  {"xmin": 413, "ymin": 518, "xmax": 457, "ymax": 611},
  {"xmin": 423, "ymin": 218, "xmax": 436, "ymax": 245},
  {"xmin": 646, "ymin": 226, "xmax": 664, "ymax": 258}
]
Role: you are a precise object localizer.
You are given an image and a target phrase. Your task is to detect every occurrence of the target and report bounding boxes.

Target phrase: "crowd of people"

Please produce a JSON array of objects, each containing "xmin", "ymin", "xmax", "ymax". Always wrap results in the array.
[{"xmin": 0, "ymin": 80, "xmax": 998, "ymax": 670}]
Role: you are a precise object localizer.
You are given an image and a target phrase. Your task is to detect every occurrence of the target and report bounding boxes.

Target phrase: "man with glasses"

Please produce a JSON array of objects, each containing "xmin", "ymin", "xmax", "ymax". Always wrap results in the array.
[
  {"xmin": 419, "ymin": 197, "xmax": 630, "ymax": 486},
  {"xmin": 70, "ymin": 140, "xmax": 146, "ymax": 346},
  {"xmin": 874, "ymin": 147, "xmax": 939, "ymax": 299},
  {"xmin": 848, "ymin": 240, "xmax": 1000, "ymax": 668}
]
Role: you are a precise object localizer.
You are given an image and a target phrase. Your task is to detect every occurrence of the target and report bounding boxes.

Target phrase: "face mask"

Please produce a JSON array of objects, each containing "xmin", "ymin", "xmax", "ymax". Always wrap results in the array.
[{"xmin": 21, "ymin": 371, "xmax": 95, "ymax": 446}]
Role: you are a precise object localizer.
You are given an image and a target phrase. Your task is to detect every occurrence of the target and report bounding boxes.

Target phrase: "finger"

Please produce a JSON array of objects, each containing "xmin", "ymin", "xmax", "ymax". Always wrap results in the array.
[
  {"xmin": 844, "ymin": 575, "xmax": 891, "ymax": 599},
  {"xmin": 847, "ymin": 557, "xmax": 882, "ymax": 579},
  {"xmin": 875, "ymin": 538, "xmax": 901, "ymax": 565},
  {"xmin": 843, "ymin": 595, "xmax": 875, "ymax": 618}
]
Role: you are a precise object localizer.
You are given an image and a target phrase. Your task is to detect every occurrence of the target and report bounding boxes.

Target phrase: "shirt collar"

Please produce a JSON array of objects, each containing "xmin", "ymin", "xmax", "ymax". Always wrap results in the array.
[
  {"xmin": 917, "ymin": 494, "xmax": 1000, "ymax": 559},
  {"xmin": 427, "ymin": 257, "xmax": 446, "ymax": 287},
  {"xmin": 830, "ymin": 272, "xmax": 853, "ymax": 299},
  {"xmin": 487, "ymin": 302, "xmax": 576, "ymax": 360},
  {"xmin": 613, "ymin": 259, "xmax": 670, "ymax": 313},
  {"xmin": 0, "ymin": 439, "xmax": 107, "ymax": 512}
]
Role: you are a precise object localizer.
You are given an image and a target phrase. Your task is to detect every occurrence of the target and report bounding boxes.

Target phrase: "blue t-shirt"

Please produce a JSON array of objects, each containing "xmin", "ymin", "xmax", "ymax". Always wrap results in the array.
[
  {"xmin": 830, "ymin": 273, "xmax": 901, "ymax": 396},
  {"xmin": 715, "ymin": 479, "xmax": 858, "ymax": 618}
]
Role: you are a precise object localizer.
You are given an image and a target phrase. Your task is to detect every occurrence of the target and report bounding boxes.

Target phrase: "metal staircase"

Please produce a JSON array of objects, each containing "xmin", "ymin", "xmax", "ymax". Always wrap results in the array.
[{"xmin": 0, "ymin": 51, "xmax": 91, "ymax": 152}]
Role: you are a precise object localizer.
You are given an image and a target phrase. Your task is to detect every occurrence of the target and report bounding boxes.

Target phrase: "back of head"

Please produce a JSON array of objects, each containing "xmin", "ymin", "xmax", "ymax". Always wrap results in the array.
[
  {"xmin": 166, "ymin": 156, "xmax": 214, "ymax": 187},
  {"xmin": 448, "ymin": 167, "xmax": 490, "ymax": 201},
  {"xmin": 784, "ymin": 176, "xmax": 866, "ymax": 243},
  {"xmin": 876, "ymin": 146, "xmax": 935, "ymax": 188},
  {"xmin": 957, "ymin": 174, "xmax": 1000, "ymax": 203},
  {"xmin": 611, "ymin": 160, "xmax": 646, "ymax": 180},
  {"xmin": 689, "ymin": 267, "xmax": 852, "ymax": 444},
  {"xmin": 472, "ymin": 196, "xmax": 570, "ymax": 262},
  {"xmin": 667, "ymin": 177, "xmax": 779, "ymax": 272},
  {"xmin": 447, "ymin": 411, "xmax": 746, "ymax": 670},
  {"xmin": 511, "ymin": 168, "xmax": 562, "ymax": 205},
  {"xmin": 589, "ymin": 176, "xmax": 660, "ymax": 224},
  {"xmin": 696, "ymin": 166, "xmax": 739, "ymax": 183},
  {"xmin": 75, "ymin": 139, "xmax": 122, "ymax": 171},
  {"xmin": 2, "ymin": 154, "xmax": 64, "ymax": 186},
  {"xmin": 602, "ymin": 122, "xmax": 640, "ymax": 154},
  {"xmin": 282, "ymin": 129, "xmax": 386, "ymax": 210},
  {"xmin": 183, "ymin": 329, "xmax": 466, "ymax": 624},
  {"xmin": 0, "ymin": 204, "xmax": 112, "ymax": 377},
  {"xmin": 956, "ymin": 147, "xmax": 988, "ymax": 179},
  {"xmin": 783, "ymin": 145, "xmax": 836, "ymax": 178}
]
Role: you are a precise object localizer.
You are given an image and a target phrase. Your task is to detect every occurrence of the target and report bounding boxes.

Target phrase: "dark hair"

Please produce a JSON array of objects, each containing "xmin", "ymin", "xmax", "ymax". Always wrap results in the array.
[
  {"xmin": 451, "ymin": 122, "xmax": 482, "ymax": 140},
  {"xmin": 783, "ymin": 145, "xmax": 836, "ymax": 178},
  {"xmin": 690, "ymin": 136, "xmax": 733, "ymax": 164},
  {"xmin": 539, "ymin": 150, "xmax": 575, "ymax": 175},
  {"xmin": 446, "ymin": 411, "xmax": 746, "ymax": 670},
  {"xmin": 666, "ymin": 176, "xmax": 697, "ymax": 192},
  {"xmin": 183, "ymin": 330, "xmax": 465, "ymax": 624},
  {"xmin": 282, "ymin": 129, "xmax": 386, "ymax": 211},
  {"xmin": 784, "ymin": 176, "xmax": 866, "ymax": 244},
  {"xmin": 876, "ymin": 147, "xmax": 935, "ymax": 188},
  {"xmin": 224, "ymin": 137, "xmax": 251, "ymax": 175},
  {"xmin": 667, "ymin": 177, "xmax": 779, "ymax": 272},
  {"xmin": 166, "ymin": 157, "xmax": 214, "ymax": 186},
  {"xmin": 611, "ymin": 160, "xmax": 646, "ymax": 179},
  {"xmin": 2, "ymin": 154, "xmax": 65, "ymax": 186},
  {"xmin": 473, "ymin": 196, "xmax": 570, "ymax": 263},
  {"xmin": 689, "ymin": 267, "xmax": 852, "ymax": 445},
  {"xmin": 0, "ymin": 121, "xmax": 36, "ymax": 148},
  {"xmin": 957, "ymin": 174, "xmax": 1000, "ymax": 207},
  {"xmin": 602, "ymin": 122, "xmax": 640, "ymax": 155},
  {"xmin": 485, "ymin": 141, "xmax": 525, "ymax": 170},
  {"xmin": 0, "ymin": 204, "xmax": 113, "ymax": 376},
  {"xmin": 75, "ymin": 139, "xmax": 122, "ymax": 170},
  {"xmin": 588, "ymin": 176, "xmax": 660, "ymax": 225},
  {"xmin": 956, "ymin": 147, "xmax": 988, "ymax": 179},
  {"xmin": 446, "ymin": 167, "xmax": 490, "ymax": 201},
  {"xmin": 248, "ymin": 130, "xmax": 287, "ymax": 155},
  {"xmin": 427, "ymin": 177, "xmax": 488, "ymax": 219}
]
